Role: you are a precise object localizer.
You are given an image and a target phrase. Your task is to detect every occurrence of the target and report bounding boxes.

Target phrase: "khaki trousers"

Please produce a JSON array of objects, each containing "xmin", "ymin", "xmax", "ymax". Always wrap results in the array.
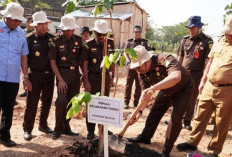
[{"xmin": 188, "ymin": 81, "xmax": 232, "ymax": 155}]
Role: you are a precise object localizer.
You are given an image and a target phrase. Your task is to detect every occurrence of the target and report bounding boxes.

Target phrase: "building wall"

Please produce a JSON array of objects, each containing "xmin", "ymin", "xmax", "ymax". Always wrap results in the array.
[{"xmin": 76, "ymin": 2, "xmax": 148, "ymax": 48}]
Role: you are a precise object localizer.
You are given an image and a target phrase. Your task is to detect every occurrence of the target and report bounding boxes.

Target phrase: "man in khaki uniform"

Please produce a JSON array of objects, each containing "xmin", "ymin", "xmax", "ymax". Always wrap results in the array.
[
  {"xmin": 177, "ymin": 16, "xmax": 213, "ymax": 130},
  {"xmin": 177, "ymin": 15, "xmax": 232, "ymax": 157}
]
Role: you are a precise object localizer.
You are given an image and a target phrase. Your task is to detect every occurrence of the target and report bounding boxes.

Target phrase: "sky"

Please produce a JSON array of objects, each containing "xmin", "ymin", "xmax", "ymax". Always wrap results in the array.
[{"xmin": 136, "ymin": 0, "xmax": 231, "ymax": 38}]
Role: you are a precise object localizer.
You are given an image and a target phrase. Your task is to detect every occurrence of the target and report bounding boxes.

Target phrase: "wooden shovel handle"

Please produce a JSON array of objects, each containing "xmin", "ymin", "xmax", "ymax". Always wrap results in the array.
[{"xmin": 118, "ymin": 91, "xmax": 153, "ymax": 138}]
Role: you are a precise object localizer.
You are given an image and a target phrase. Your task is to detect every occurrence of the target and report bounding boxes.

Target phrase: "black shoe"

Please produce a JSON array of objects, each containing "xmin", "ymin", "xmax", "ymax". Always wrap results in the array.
[
  {"xmin": 206, "ymin": 153, "xmax": 218, "ymax": 157},
  {"xmin": 184, "ymin": 125, "xmax": 192, "ymax": 131},
  {"xmin": 38, "ymin": 126, "xmax": 53, "ymax": 134},
  {"xmin": 164, "ymin": 120, "xmax": 169, "ymax": 125},
  {"xmin": 176, "ymin": 142, "xmax": 197, "ymax": 151},
  {"xmin": 24, "ymin": 132, "xmax": 32, "ymax": 141},
  {"xmin": 0, "ymin": 139, "xmax": 16, "ymax": 147},
  {"xmin": 87, "ymin": 132, "xmax": 94, "ymax": 140},
  {"xmin": 124, "ymin": 104, "xmax": 129, "ymax": 109},
  {"xmin": 133, "ymin": 104, "xmax": 138, "ymax": 109},
  {"xmin": 52, "ymin": 132, "xmax": 61, "ymax": 140},
  {"xmin": 161, "ymin": 154, "xmax": 170, "ymax": 157},
  {"xmin": 19, "ymin": 91, "xmax": 27, "ymax": 97},
  {"xmin": 108, "ymin": 130, "xmax": 113, "ymax": 135},
  {"xmin": 63, "ymin": 130, "xmax": 79, "ymax": 136},
  {"xmin": 128, "ymin": 134, "xmax": 151, "ymax": 144}
]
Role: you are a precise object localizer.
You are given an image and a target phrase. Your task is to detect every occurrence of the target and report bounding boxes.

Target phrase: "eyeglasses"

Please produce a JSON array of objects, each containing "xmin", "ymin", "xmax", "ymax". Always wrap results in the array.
[
  {"xmin": 134, "ymin": 31, "xmax": 142, "ymax": 34},
  {"xmin": 96, "ymin": 33, "xmax": 107, "ymax": 36}
]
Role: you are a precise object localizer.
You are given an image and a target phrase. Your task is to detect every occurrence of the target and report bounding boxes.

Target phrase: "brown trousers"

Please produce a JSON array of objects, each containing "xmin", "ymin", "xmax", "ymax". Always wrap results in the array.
[
  {"xmin": 23, "ymin": 71, "xmax": 54, "ymax": 133},
  {"xmin": 124, "ymin": 68, "xmax": 141, "ymax": 106},
  {"xmin": 54, "ymin": 68, "xmax": 80, "ymax": 133},
  {"xmin": 183, "ymin": 70, "xmax": 203, "ymax": 125},
  {"xmin": 188, "ymin": 81, "xmax": 232, "ymax": 155},
  {"xmin": 86, "ymin": 72, "xmax": 111, "ymax": 133},
  {"xmin": 141, "ymin": 79, "xmax": 194, "ymax": 155}
]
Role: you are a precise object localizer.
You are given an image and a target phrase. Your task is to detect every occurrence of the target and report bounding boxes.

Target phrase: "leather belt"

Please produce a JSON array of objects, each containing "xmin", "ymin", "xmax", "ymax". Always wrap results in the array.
[
  {"xmin": 31, "ymin": 69, "xmax": 51, "ymax": 74},
  {"xmin": 209, "ymin": 81, "xmax": 232, "ymax": 87},
  {"xmin": 59, "ymin": 66, "xmax": 78, "ymax": 71},
  {"xmin": 89, "ymin": 71, "xmax": 109, "ymax": 75}
]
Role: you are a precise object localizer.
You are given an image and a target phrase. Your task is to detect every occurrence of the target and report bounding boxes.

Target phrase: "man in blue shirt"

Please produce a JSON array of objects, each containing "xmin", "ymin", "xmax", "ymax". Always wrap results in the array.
[{"xmin": 0, "ymin": 2, "xmax": 31, "ymax": 147}]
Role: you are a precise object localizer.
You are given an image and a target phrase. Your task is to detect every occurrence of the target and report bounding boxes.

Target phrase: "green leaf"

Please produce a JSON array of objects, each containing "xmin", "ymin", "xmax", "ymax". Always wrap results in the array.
[
  {"xmin": 104, "ymin": 55, "xmax": 111, "ymax": 69},
  {"xmin": 66, "ymin": 107, "xmax": 74, "ymax": 119},
  {"xmin": 65, "ymin": 1, "xmax": 76, "ymax": 14},
  {"xmin": 113, "ymin": 50, "xmax": 121, "ymax": 63},
  {"xmin": 108, "ymin": 53, "xmax": 114, "ymax": 63},
  {"xmin": 92, "ymin": 5, "xmax": 99, "ymax": 17},
  {"xmin": 92, "ymin": 4, "xmax": 102, "ymax": 17},
  {"xmin": 129, "ymin": 48, "xmax": 138, "ymax": 60},
  {"xmin": 83, "ymin": 92, "xmax": 92, "ymax": 103},
  {"xmin": 125, "ymin": 48, "xmax": 130, "ymax": 55},
  {"xmin": 73, "ymin": 101, "xmax": 81, "ymax": 113},
  {"xmin": 120, "ymin": 55, "xmax": 126, "ymax": 67},
  {"xmin": 101, "ymin": 55, "xmax": 111, "ymax": 69},
  {"xmin": 95, "ymin": 92, "xmax": 100, "ymax": 97},
  {"xmin": 103, "ymin": 0, "xmax": 113, "ymax": 10}
]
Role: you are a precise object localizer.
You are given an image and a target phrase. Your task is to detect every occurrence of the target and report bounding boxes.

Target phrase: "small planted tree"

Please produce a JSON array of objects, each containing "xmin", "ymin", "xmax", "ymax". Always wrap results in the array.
[{"xmin": 63, "ymin": 0, "xmax": 137, "ymax": 156}]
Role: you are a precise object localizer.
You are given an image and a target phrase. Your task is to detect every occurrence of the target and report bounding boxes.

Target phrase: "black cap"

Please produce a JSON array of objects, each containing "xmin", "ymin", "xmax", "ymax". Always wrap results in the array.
[{"xmin": 81, "ymin": 26, "xmax": 92, "ymax": 35}]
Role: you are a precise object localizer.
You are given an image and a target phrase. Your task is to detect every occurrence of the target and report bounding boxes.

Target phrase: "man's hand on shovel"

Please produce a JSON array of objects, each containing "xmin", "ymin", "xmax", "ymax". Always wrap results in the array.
[
  {"xmin": 129, "ymin": 89, "xmax": 153, "ymax": 126},
  {"xmin": 128, "ymin": 111, "xmax": 142, "ymax": 125}
]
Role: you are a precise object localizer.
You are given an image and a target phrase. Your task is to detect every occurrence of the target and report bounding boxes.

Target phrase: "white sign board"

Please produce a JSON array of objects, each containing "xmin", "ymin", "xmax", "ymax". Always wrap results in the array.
[{"xmin": 88, "ymin": 96, "xmax": 123, "ymax": 127}]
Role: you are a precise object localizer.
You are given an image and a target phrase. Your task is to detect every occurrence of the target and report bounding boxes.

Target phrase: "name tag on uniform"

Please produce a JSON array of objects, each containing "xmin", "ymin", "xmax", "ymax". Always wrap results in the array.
[
  {"xmin": 91, "ymin": 48, "xmax": 97, "ymax": 52},
  {"xmin": 60, "ymin": 45, "xmax": 65, "ymax": 49}
]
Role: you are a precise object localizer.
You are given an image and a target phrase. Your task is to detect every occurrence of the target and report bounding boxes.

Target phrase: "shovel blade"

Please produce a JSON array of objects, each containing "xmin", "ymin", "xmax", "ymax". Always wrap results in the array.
[{"xmin": 109, "ymin": 135, "xmax": 127, "ymax": 153}]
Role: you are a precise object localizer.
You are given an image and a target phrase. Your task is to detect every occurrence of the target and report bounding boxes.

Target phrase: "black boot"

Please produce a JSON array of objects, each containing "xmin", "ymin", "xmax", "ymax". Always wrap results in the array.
[{"xmin": 128, "ymin": 134, "xmax": 151, "ymax": 144}]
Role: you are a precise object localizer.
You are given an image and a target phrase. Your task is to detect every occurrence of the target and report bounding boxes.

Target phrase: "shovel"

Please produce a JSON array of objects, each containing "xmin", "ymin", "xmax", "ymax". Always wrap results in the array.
[{"xmin": 109, "ymin": 91, "xmax": 153, "ymax": 153}]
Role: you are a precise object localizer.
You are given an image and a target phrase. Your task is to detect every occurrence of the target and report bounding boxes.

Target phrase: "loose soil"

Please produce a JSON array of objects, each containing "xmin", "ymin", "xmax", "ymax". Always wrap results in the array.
[{"xmin": 0, "ymin": 67, "xmax": 232, "ymax": 157}]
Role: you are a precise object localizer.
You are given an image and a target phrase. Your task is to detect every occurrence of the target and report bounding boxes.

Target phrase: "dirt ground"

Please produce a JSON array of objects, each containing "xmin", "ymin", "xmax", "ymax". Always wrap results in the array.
[{"xmin": 0, "ymin": 66, "xmax": 232, "ymax": 157}]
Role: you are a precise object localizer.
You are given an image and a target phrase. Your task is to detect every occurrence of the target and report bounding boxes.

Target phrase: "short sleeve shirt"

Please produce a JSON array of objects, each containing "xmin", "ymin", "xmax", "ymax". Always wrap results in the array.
[
  {"xmin": 126, "ymin": 38, "xmax": 151, "ymax": 50},
  {"xmin": 0, "ymin": 20, "xmax": 29, "ymax": 83},
  {"xmin": 177, "ymin": 32, "xmax": 213, "ymax": 71},
  {"xmin": 48, "ymin": 35, "xmax": 83, "ymax": 68},
  {"xmin": 81, "ymin": 38, "xmax": 115, "ymax": 73},
  {"xmin": 207, "ymin": 36, "xmax": 232, "ymax": 84},
  {"xmin": 27, "ymin": 32, "xmax": 54, "ymax": 71},
  {"xmin": 139, "ymin": 54, "xmax": 191, "ymax": 95}
]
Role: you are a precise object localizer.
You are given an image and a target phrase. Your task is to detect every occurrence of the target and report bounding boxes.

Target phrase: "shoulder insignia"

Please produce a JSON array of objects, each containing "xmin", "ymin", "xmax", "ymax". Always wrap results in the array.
[
  {"xmin": 47, "ymin": 32, "xmax": 55, "ymax": 38},
  {"xmin": 26, "ymin": 32, "xmax": 33, "ymax": 38},
  {"xmin": 86, "ymin": 38, "xmax": 95, "ymax": 43},
  {"xmin": 183, "ymin": 35, "xmax": 190, "ymax": 39},
  {"xmin": 53, "ymin": 35, "xmax": 61, "ymax": 41},
  {"xmin": 142, "ymin": 38, "xmax": 148, "ymax": 42},
  {"xmin": 107, "ymin": 37, "xmax": 113, "ymax": 41},
  {"xmin": 83, "ymin": 42, "xmax": 89, "ymax": 49}
]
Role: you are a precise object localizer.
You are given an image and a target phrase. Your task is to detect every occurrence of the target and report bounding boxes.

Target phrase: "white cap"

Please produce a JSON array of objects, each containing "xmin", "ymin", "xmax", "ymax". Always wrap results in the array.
[
  {"xmin": 93, "ymin": 19, "xmax": 111, "ymax": 34},
  {"xmin": 58, "ymin": 15, "xmax": 79, "ymax": 30},
  {"xmin": 0, "ymin": 2, "xmax": 26, "ymax": 22},
  {"xmin": 222, "ymin": 14, "xmax": 232, "ymax": 34},
  {"xmin": 130, "ymin": 45, "xmax": 154, "ymax": 69},
  {"xmin": 30, "ymin": 11, "xmax": 50, "ymax": 26}
]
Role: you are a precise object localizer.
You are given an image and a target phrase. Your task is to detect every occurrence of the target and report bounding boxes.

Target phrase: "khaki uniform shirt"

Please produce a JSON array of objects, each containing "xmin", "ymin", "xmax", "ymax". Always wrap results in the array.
[
  {"xmin": 207, "ymin": 36, "xmax": 232, "ymax": 84},
  {"xmin": 139, "ymin": 54, "xmax": 191, "ymax": 95},
  {"xmin": 82, "ymin": 38, "xmax": 114, "ymax": 73},
  {"xmin": 177, "ymin": 32, "xmax": 213, "ymax": 71},
  {"xmin": 27, "ymin": 32, "xmax": 54, "ymax": 71}
]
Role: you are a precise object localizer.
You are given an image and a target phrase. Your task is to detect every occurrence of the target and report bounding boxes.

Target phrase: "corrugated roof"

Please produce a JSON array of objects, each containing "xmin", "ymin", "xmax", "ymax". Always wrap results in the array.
[
  {"xmin": 78, "ymin": 1, "xmax": 148, "ymax": 15},
  {"xmin": 67, "ymin": 9, "xmax": 133, "ymax": 21}
]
